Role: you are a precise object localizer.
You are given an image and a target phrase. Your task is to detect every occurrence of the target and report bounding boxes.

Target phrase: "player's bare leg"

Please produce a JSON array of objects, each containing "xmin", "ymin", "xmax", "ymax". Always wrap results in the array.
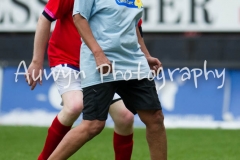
[
  {"xmin": 109, "ymin": 100, "xmax": 134, "ymax": 160},
  {"xmin": 47, "ymin": 120, "xmax": 105, "ymax": 160},
  {"xmin": 38, "ymin": 90, "xmax": 83, "ymax": 160},
  {"xmin": 137, "ymin": 109, "xmax": 167, "ymax": 160},
  {"xmin": 109, "ymin": 100, "xmax": 134, "ymax": 135},
  {"xmin": 58, "ymin": 90, "xmax": 83, "ymax": 125}
]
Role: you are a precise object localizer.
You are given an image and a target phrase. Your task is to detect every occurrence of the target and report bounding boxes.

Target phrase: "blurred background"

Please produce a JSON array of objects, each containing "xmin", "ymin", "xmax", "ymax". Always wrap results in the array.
[{"xmin": 0, "ymin": 0, "xmax": 239, "ymax": 129}]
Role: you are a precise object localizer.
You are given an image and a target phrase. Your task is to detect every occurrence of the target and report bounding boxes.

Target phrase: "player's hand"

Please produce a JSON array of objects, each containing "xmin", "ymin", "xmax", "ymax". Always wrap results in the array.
[
  {"xmin": 94, "ymin": 51, "xmax": 112, "ymax": 74},
  {"xmin": 25, "ymin": 61, "xmax": 43, "ymax": 90},
  {"xmin": 146, "ymin": 56, "xmax": 162, "ymax": 74}
]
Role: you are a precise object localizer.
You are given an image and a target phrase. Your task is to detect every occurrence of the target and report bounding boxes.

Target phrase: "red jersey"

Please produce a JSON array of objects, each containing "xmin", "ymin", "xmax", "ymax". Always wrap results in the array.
[
  {"xmin": 43, "ymin": 0, "xmax": 142, "ymax": 68},
  {"xmin": 44, "ymin": 0, "xmax": 80, "ymax": 68}
]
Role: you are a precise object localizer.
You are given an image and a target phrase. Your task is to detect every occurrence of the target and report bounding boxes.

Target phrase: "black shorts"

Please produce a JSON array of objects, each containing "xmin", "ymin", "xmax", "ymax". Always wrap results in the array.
[
  {"xmin": 111, "ymin": 98, "xmax": 122, "ymax": 105},
  {"xmin": 82, "ymin": 78, "xmax": 162, "ymax": 121}
]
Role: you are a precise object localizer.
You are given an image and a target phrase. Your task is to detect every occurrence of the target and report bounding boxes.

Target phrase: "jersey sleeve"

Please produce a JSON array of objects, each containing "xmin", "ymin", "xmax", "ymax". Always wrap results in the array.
[
  {"xmin": 73, "ymin": 0, "xmax": 95, "ymax": 21},
  {"xmin": 43, "ymin": 0, "xmax": 71, "ymax": 21}
]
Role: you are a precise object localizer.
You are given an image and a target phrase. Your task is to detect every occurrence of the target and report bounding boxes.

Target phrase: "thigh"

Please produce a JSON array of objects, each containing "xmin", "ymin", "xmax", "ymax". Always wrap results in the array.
[
  {"xmin": 62, "ymin": 90, "xmax": 83, "ymax": 109},
  {"xmin": 109, "ymin": 99, "xmax": 133, "ymax": 123},
  {"xmin": 116, "ymin": 79, "xmax": 162, "ymax": 114},
  {"xmin": 83, "ymin": 82, "xmax": 116, "ymax": 121}
]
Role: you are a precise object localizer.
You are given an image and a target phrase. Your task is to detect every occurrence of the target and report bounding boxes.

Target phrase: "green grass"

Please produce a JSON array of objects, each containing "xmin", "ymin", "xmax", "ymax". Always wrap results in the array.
[{"xmin": 0, "ymin": 126, "xmax": 239, "ymax": 160}]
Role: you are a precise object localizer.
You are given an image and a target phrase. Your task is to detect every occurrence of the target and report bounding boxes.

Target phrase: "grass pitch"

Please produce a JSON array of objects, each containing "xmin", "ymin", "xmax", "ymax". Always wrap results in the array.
[{"xmin": 0, "ymin": 126, "xmax": 239, "ymax": 160}]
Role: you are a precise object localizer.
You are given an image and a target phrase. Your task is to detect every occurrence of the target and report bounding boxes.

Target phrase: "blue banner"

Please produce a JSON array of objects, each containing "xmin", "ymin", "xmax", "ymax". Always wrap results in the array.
[{"xmin": 0, "ymin": 65, "xmax": 239, "ymax": 128}]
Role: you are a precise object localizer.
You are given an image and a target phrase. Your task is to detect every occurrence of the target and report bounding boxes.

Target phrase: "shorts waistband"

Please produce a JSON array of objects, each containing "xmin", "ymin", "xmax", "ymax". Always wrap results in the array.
[{"xmin": 54, "ymin": 64, "xmax": 80, "ymax": 71}]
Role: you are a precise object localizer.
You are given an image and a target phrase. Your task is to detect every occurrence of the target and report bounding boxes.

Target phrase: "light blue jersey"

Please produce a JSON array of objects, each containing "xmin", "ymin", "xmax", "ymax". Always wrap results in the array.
[{"xmin": 73, "ymin": 0, "xmax": 151, "ymax": 88}]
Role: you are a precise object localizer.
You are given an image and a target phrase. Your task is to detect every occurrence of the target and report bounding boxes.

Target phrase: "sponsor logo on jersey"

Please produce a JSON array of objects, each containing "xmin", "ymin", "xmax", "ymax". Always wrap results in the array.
[{"xmin": 115, "ymin": 0, "xmax": 143, "ymax": 8}]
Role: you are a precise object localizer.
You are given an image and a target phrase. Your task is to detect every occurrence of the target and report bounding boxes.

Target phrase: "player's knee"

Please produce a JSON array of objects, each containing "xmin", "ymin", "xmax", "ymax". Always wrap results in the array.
[
  {"xmin": 150, "ymin": 111, "xmax": 165, "ymax": 132},
  {"xmin": 116, "ymin": 110, "xmax": 134, "ymax": 127},
  {"xmin": 152, "ymin": 110, "xmax": 164, "ymax": 125},
  {"xmin": 145, "ymin": 111, "xmax": 165, "ymax": 134},
  {"xmin": 63, "ymin": 99, "xmax": 83, "ymax": 118},
  {"xmin": 140, "ymin": 110, "xmax": 164, "ymax": 127},
  {"xmin": 87, "ymin": 121, "xmax": 105, "ymax": 139}
]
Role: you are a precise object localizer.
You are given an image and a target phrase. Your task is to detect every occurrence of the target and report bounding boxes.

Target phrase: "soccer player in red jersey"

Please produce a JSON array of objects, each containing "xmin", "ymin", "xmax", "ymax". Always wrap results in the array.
[{"xmin": 26, "ymin": 0, "xmax": 139, "ymax": 159}]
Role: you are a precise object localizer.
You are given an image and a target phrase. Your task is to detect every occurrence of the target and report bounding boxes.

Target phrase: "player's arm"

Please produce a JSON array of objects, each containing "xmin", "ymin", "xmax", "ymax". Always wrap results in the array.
[
  {"xmin": 73, "ymin": 0, "xmax": 111, "ymax": 74},
  {"xmin": 32, "ymin": 15, "xmax": 51, "ymax": 65},
  {"xmin": 136, "ymin": 24, "xmax": 151, "ymax": 58},
  {"xmin": 73, "ymin": 14, "xmax": 111, "ymax": 74},
  {"xmin": 136, "ymin": 25, "xmax": 162, "ymax": 73},
  {"xmin": 73, "ymin": 14, "xmax": 103, "ymax": 59},
  {"xmin": 27, "ymin": 14, "xmax": 51, "ymax": 90}
]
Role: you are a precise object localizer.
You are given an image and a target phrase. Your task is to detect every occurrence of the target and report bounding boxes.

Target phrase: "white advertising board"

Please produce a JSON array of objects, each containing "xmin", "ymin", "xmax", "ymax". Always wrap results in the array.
[
  {"xmin": 142, "ymin": 0, "xmax": 240, "ymax": 32},
  {"xmin": 0, "ymin": 0, "xmax": 240, "ymax": 32}
]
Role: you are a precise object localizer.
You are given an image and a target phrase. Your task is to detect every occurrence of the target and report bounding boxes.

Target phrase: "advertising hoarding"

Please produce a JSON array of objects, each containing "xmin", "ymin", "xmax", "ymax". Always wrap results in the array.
[
  {"xmin": 0, "ymin": 66, "xmax": 239, "ymax": 128},
  {"xmin": 0, "ymin": 0, "xmax": 240, "ymax": 32}
]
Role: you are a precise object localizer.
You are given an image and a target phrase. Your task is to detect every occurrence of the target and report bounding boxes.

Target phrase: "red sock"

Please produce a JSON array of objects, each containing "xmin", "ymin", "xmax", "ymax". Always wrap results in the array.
[
  {"xmin": 113, "ymin": 132, "xmax": 133, "ymax": 160},
  {"xmin": 38, "ymin": 116, "xmax": 72, "ymax": 160}
]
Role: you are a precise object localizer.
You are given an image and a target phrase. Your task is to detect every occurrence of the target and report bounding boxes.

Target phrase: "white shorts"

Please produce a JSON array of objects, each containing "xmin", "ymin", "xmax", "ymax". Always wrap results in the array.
[
  {"xmin": 51, "ymin": 64, "xmax": 82, "ymax": 95},
  {"xmin": 51, "ymin": 64, "xmax": 121, "ymax": 102},
  {"xmin": 113, "ymin": 92, "xmax": 121, "ymax": 100}
]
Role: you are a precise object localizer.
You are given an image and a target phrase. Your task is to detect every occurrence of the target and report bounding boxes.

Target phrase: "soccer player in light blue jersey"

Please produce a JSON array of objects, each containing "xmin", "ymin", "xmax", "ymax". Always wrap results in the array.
[{"xmin": 48, "ymin": 0, "xmax": 167, "ymax": 160}]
